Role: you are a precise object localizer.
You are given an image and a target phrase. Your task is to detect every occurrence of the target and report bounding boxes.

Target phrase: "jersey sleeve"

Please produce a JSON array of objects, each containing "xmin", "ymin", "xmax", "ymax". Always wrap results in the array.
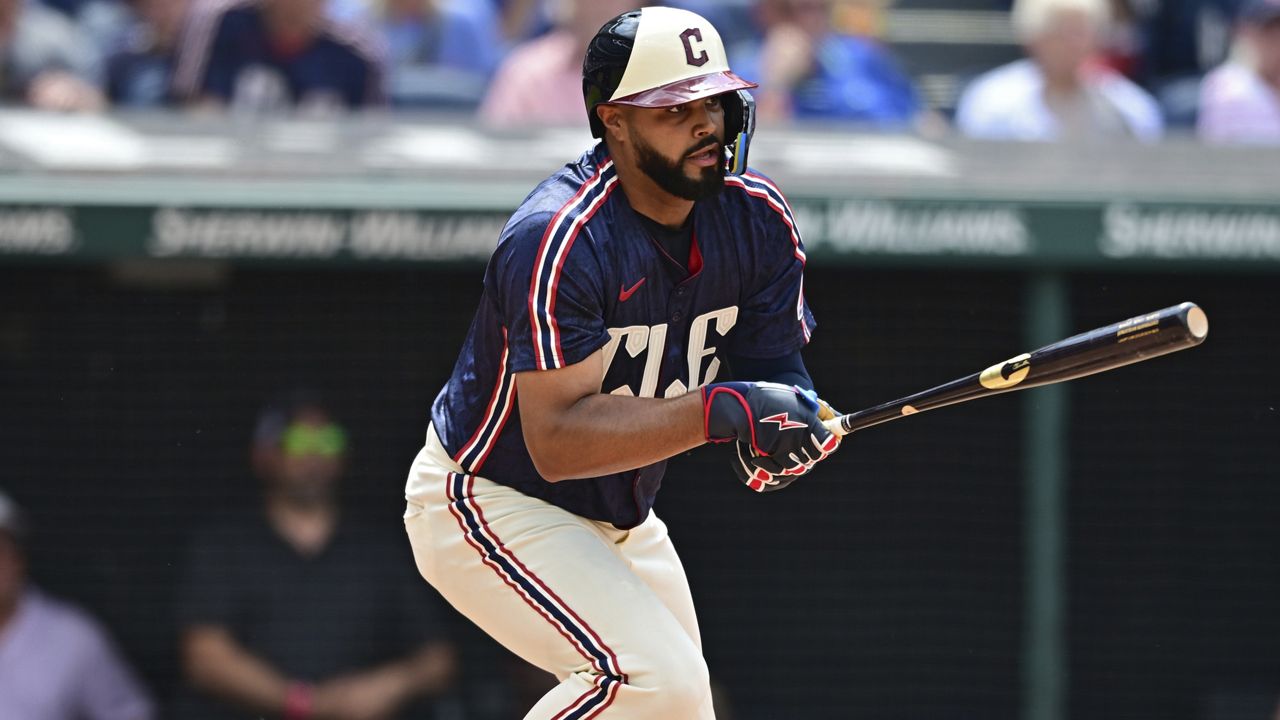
[
  {"xmin": 728, "ymin": 172, "xmax": 816, "ymax": 359},
  {"xmin": 490, "ymin": 210, "xmax": 612, "ymax": 373}
]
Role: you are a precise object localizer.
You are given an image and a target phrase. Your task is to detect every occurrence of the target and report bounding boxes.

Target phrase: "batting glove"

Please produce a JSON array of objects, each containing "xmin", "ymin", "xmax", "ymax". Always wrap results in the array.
[
  {"xmin": 703, "ymin": 382, "xmax": 841, "ymax": 490},
  {"xmin": 732, "ymin": 441, "xmax": 792, "ymax": 492}
]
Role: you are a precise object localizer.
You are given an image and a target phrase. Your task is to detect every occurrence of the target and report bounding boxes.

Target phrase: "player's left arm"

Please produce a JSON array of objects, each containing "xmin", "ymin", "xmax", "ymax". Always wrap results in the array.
[
  {"xmin": 729, "ymin": 350, "xmax": 812, "ymax": 390},
  {"xmin": 725, "ymin": 174, "xmax": 841, "ymax": 489},
  {"xmin": 724, "ymin": 349, "xmax": 840, "ymax": 491}
]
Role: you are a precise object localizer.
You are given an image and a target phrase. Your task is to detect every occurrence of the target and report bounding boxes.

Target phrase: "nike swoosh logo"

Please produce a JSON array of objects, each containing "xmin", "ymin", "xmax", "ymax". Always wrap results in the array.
[{"xmin": 618, "ymin": 278, "xmax": 646, "ymax": 302}]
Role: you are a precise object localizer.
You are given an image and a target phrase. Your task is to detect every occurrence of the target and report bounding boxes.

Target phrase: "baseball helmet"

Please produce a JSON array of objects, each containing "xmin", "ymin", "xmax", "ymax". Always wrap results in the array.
[{"xmin": 583, "ymin": 7, "xmax": 758, "ymax": 175}]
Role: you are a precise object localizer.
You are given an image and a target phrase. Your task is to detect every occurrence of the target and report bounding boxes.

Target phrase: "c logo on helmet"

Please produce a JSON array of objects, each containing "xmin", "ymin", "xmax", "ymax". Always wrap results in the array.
[{"xmin": 680, "ymin": 28, "xmax": 709, "ymax": 67}]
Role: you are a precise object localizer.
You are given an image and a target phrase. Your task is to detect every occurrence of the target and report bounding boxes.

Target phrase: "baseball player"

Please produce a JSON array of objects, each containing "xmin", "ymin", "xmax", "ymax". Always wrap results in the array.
[{"xmin": 404, "ymin": 7, "xmax": 841, "ymax": 718}]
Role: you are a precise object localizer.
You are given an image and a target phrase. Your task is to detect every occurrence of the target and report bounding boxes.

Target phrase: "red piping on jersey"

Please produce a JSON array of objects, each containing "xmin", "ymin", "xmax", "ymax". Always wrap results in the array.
[
  {"xmin": 453, "ymin": 327, "xmax": 516, "ymax": 473},
  {"xmin": 471, "ymin": 390, "xmax": 516, "ymax": 474},
  {"xmin": 724, "ymin": 173, "xmax": 805, "ymax": 264},
  {"xmin": 724, "ymin": 173, "xmax": 812, "ymax": 342},
  {"xmin": 529, "ymin": 161, "xmax": 618, "ymax": 370},
  {"xmin": 544, "ymin": 180, "xmax": 618, "ymax": 366}
]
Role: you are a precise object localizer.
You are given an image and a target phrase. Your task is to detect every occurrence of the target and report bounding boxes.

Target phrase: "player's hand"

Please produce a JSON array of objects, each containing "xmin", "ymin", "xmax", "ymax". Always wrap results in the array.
[
  {"xmin": 732, "ymin": 389, "xmax": 841, "ymax": 491},
  {"xmin": 733, "ymin": 441, "xmax": 793, "ymax": 492},
  {"xmin": 703, "ymin": 382, "xmax": 840, "ymax": 483}
]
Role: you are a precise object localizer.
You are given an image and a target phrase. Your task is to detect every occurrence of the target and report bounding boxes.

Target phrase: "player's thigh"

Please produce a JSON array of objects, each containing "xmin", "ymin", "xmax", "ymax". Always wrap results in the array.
[
  {"xmin": 406, "ymin": 468, "xmax": 703, "ymax": 684},
  {"xmin": 614, "ymin": 511, "xmax": 703, "ymax": 650}
]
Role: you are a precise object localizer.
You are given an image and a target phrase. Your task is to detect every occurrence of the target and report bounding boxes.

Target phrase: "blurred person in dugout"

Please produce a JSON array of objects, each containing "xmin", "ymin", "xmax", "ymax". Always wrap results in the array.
[
  {"xmin": 170, "ymin": 0, "xmax": 385, "ymax": 113},
  {"xmin": 1198, "ymin": 0, "xmax": 1280, "ymax": 143},
  {"xmin": 0, "ymin": 491, "xmax": 156, "ymax": 720},
  {"xmin": 0, "ymin": 0, "xmax": 106, "ymax": 111},
  {"xmin": 954, "ymin": 0, "xmax": 1164, "ymax": 141},
  {"xmin": 741, "ymin": 0, "xmax": 922, "ymax": 127},
  {"xmin": 174, "ymin": 391, "xmax": 457, "ymax": 720},
  {"xmin": 478, "ymin": 0, "xmax": 637, "ymax": 128}
]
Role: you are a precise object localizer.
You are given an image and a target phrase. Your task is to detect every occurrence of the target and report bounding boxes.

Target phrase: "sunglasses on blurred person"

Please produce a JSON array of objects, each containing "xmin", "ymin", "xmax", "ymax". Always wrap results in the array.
[{"xmin": 281, "ymin": 423, "xmax": 347, "ymax": 457}]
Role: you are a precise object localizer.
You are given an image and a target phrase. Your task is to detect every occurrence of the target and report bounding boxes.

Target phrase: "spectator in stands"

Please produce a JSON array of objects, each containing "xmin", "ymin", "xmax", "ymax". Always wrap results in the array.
[
  {"xmin": 174, "ymin": 391, "xmax": 457, "ymax": 720},
  {"xmin": 105, "ymin": 0, "xmax": 189, "ymax": 107},
  {"xmin": 955, "ymin": 0, "xmax": 1164, "ymax": 142},
  {"xmin": 373, "ymin": 0, "xmax": 502, "ymax": 109},
  {"xmin": 494, "ymin": 0, "xmax": 551, "ymax": 45},
  {"xmin": 171, "ymin": 0, "xmax": 385, "ymax": 113},
  {"xmin": 1198, "ymin": 0, "xmax": 1280, "ymax": 143},
  {"xmin": 0, "ymin": 491, "xmax": 156, "ymax": 720},
  {"xmin": 0, "ymin": 0, "xmax": 106, "ymax": 111},
  {"xmin": 478, "ymin": 0, "xmax": 635, "ymax": 128},
  {"xmin": 743, "ymin": 0, "xmax": 922, "ymax": 127},
  {"xmin": 38, "ymin": 0, "xmax": 96, "ymax": 18}
]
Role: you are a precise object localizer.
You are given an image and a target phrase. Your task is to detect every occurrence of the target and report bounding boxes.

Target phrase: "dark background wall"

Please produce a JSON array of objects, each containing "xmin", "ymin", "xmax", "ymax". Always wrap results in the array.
[{"xmin": 0, "ymin": 264, "xmax": 1273, "ymax": 719}]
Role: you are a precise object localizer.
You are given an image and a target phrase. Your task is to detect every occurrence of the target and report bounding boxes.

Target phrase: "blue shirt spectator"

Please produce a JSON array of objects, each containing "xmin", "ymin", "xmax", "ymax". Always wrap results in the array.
[
  {"xmin": 104, "ymin": 0, "xmax": 189, "ymax": 107},
  {"xmin": 172, "ymin": 0, "xmax": 384, "ymax": 112},
  {"xmin": 376, "ymin": 0, "xmax": 502, "ymax": 109},
  {"xmin": 741, "ymin": 0, "xmax": 920, "ymax": 127}
]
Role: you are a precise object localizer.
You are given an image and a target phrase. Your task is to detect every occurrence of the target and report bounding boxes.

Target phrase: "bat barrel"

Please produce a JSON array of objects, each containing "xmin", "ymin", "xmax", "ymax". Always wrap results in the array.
[
  {"xmin": 824, "ymin": 302, "xmax": 1208, "ymax": 437},
  {"xmin": 1015, "ymin": 301, "xmax": 1207, "ymax": 390}
]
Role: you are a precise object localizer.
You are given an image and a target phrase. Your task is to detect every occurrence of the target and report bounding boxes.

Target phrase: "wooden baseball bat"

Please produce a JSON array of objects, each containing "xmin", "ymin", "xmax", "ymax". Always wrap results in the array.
[{"xmin": 822, "ymin": 302, "xmax": 1209, "ymax": 437}]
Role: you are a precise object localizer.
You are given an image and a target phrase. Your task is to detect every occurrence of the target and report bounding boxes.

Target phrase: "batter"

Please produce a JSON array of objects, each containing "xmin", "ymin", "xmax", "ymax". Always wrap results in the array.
[{"xmin": 405, "ymin": 8, "xmax": 841, "ymax": 718}]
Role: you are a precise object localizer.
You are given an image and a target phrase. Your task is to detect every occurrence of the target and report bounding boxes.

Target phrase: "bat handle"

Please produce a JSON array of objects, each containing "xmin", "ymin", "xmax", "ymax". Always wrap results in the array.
[{"xmin": 823, "ymin": 417, "xmax": 850, "ymax": 438}]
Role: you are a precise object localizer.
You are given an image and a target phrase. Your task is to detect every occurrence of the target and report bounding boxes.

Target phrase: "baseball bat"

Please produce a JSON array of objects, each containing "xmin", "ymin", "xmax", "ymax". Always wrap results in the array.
[{"xmin": 822, "ymin": 301, "xmax": 1208, "ymax": 437}]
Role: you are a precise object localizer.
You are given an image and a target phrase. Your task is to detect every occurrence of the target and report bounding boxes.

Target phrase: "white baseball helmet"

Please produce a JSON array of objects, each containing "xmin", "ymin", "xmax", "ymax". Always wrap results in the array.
[{"xmin": 582, "ymin": 7, "xmax": 758, "ymax": 174}]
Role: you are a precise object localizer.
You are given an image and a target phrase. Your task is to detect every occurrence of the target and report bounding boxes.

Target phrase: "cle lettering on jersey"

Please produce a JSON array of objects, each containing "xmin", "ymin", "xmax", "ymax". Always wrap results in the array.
[{"xmin": 601, "ymin": 306, "xmax": 738, "ymax": 398}]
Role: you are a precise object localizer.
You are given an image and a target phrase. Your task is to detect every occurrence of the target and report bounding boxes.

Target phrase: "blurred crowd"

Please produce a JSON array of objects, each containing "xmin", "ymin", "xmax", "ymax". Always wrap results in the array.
[{"xmin": 0, "ymin": 0, "xmax": 1278, "ymax": 143}]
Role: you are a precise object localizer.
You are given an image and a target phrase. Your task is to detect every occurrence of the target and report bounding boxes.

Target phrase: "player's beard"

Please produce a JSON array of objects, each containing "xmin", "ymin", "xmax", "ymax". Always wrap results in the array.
[{"xmin": 632, "ymin": 132, "xmax": 725, "ymax": 201}]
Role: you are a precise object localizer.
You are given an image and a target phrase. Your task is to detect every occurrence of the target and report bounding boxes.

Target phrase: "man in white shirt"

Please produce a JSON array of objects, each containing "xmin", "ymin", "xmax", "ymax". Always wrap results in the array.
[
  {"xmin": 1198, "ymin": 0, "xmax": 1280, "ymax": 144},
  {"xmin": 955, "ymin": 0, "xmax": 1164, "ymax": 142}
]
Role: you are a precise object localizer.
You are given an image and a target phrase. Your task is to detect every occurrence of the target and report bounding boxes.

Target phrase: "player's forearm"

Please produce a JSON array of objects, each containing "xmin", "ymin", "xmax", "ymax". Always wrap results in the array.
[{"xmin": 522, "ymin": 391, "xmax": 705, "ymax": 481}]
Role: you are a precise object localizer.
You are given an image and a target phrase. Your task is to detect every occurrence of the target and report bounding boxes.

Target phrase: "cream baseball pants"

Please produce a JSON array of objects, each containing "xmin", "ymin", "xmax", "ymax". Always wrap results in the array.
[{"xmin": 404, "ymin": 426, "xmax": 716, "ymax": 719}]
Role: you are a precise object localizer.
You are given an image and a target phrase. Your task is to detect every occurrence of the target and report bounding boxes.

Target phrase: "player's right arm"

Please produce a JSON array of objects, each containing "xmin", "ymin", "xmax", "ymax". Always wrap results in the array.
[
  {"xmin": 516, "ymin": 348, "xmax": 705, "ymax": 481},
  {"xmin": 517, "ymin": 348, "xmax": 835, "ymax": 483}
]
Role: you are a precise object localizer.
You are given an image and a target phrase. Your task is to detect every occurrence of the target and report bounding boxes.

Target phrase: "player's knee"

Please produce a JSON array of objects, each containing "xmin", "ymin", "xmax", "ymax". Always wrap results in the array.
[{"xmin": 634, "ymin": 647, "xmax": 711, "ymax": 713}]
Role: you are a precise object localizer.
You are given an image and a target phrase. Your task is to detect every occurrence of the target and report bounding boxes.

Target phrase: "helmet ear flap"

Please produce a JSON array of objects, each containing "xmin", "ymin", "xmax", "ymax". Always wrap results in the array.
[
  {"xmin": 722, "ymin": 90, "xmax": 755, "ymax": 176},
  {"xmin": 588, "ymin": 102, "xmax": 607, "ymax": 139}
]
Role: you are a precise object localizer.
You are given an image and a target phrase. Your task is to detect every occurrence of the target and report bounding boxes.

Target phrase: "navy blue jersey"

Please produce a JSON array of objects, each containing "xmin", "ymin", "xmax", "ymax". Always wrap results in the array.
[
  {"xmin": 173, "ymin": 0, "xmax": 383, "ymax": 109},
  {"xmin": 431, "ymin": 143, "xmax": 815, "ymax": 529}
]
